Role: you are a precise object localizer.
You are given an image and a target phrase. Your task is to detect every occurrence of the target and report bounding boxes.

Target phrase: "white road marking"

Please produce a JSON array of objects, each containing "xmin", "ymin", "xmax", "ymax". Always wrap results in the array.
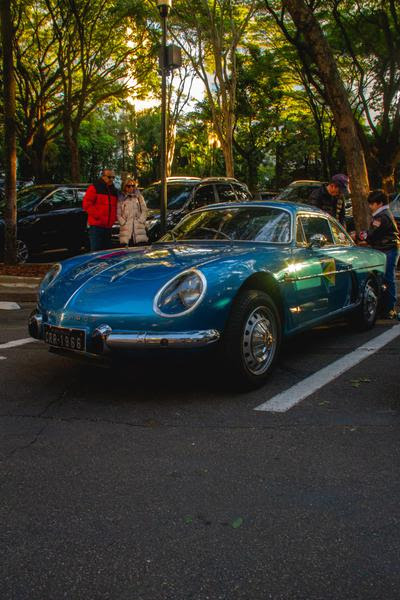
[
  {"xmin": 255, "ymin": 326, "xmax": 400, "ymax": 413},
  {"xmin": 0, "ymin": 337, "xmax": 36, "ymax": 350},
  {"xmin": 0, "ymin": 356, "xmax": 6, "ymax": 360},
  {"xmin": 0, "ymin": 301, "xmax": 21, "ymax": 310}
]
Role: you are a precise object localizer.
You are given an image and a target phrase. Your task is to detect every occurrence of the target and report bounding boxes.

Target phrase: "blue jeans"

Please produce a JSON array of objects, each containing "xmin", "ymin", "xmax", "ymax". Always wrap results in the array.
[
  {"xmin": 383, "ymin": 248, "xmax": 399, "ymax": 312},
  {"xmin": 88, "ymin": 226, "xmax": 112, "ymax": 251}
]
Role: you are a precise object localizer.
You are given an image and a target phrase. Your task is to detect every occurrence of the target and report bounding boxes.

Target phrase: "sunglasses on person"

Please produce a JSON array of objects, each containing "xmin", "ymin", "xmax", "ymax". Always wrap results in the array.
[
  {"xmin": 105, "ymin": 175, "xmax": 115, "ymax": 180},
  {"xmin": 125, "ymin": 184, "xmax": 136, "ymax": 188}
]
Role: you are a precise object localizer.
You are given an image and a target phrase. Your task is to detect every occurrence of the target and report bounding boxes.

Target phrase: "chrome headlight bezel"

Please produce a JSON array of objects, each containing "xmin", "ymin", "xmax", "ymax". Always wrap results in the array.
[{"xmin": 153, "ymin": 268, "xmax": 207, "ymax": 317}]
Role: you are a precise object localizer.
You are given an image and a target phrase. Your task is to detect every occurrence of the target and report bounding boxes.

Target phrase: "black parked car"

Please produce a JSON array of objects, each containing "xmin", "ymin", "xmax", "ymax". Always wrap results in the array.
[
  {"xmin": 131, "ymin": 176, "xmax": 253, "ymax": 242},
  {"xmin": 0, "ymin": 184, "xmax": 89, "ymax": 262}
]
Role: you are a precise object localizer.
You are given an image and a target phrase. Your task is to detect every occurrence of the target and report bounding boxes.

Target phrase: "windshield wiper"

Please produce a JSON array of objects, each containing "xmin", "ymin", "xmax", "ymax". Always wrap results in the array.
[{"xmin": 197, "ymin": 227, "xmax": 233, "ymax": 241}]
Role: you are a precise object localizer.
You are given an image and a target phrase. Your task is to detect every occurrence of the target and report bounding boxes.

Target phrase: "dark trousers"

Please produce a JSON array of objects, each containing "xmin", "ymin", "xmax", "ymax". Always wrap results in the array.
[
  {"xmin": 383, "ymin": 248, "xmax": 400, "ymax": 312},
  {"xmin": 88, "ymin": 226, "xmax": 112, "ymax": 252}
]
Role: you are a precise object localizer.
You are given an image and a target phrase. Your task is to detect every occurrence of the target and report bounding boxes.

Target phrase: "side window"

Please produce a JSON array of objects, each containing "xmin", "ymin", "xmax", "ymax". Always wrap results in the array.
[
  {"xmin": 299, "ymin": 216, "xmax": 334, "ymax": 245},
  {"xmin": 191, "ymin": 185, "xmax": 216, "ymax": 210},
  {"xmin": 41, "ymin": 189, "xmax": 76, "ymax": 211},
  {"xmin": 216, "ymin": 183, "xmax": 236, "ymax": 202},
  {"xmin": 329, "ymin": 219, "xmax": 353, "ymax": 246},
  {"xmin": 233, "ymin": 184, "xmax": 252, "ymax": 202}
]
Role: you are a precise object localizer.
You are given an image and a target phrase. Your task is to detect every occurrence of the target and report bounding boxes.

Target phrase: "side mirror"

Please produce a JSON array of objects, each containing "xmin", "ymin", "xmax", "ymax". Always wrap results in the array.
[{"xmin": 309, "ymin": 233, "xmax": 328, "ymax": 248}]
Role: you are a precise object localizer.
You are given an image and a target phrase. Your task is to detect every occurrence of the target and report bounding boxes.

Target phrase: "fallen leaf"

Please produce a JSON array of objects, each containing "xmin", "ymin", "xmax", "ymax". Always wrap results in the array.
[
  {"xmin": 184, "ymin": 516, "xmax": 193, "ymax": 524},
  {"xmin": 232, "ymin": 517, "xmax": 244, "ymax": 529}
]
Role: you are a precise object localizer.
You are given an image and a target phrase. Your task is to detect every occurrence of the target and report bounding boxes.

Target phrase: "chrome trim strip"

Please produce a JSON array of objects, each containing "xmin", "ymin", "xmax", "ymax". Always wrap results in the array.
[
  {"xmin": 281, "ymin": 263, "xmax": 384, "ymax": 284},
  {"xmin": 104, "ymin": 329, "xmax": 220, "ymax": 349},
  {"xmin": 282, "ymin": 268, "xmax": 350, "ymax": 283}
]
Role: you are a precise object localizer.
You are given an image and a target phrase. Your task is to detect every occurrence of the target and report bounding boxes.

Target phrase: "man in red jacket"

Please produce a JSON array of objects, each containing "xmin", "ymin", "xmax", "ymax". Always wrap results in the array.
[{"xmin": 83, "ymin": 168, "xmax": 119, "ymax": 251}]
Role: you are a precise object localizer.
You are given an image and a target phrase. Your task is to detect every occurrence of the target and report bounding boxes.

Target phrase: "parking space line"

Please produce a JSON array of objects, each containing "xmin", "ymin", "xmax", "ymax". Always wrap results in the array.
[
  {"xmin": 0, "ymin": 302, "xmax": 21, "ymax": 310},
  {"xmin": 0, "ymin": 338, "xmax": 36, "ymax": 350},
  {"xmin": 255, "ymin": 326, "xmax": 400, "ymax": 413}
]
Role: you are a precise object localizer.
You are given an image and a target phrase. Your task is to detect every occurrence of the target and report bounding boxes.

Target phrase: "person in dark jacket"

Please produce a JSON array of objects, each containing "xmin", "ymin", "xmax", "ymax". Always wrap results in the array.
[
  {"xmin": 83, "ymin": 168, "xmax": 119, "ymax": 251},
  {"xmin": 309, "ymin": 173, "xmax": 349, "ymax": 225},
  {"xmin": 364, "ymin": 189, "xmax": 400, "ymax": 319}
]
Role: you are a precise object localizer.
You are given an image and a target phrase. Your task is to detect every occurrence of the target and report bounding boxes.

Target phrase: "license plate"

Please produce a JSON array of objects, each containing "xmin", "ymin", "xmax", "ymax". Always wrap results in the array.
[{"xmin": 44, "ymin": 325, "xmax": 86, "ymax": 351}]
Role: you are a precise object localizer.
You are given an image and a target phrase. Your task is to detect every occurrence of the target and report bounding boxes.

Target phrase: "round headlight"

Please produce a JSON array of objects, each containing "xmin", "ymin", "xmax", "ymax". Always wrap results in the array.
[
  {"xmin": 154, "ymin": 269, "xmax": 206, "ymax": 317},
  {"xmin": 39, "ymin": 263, "xmax": 62, "ymax": 292}
]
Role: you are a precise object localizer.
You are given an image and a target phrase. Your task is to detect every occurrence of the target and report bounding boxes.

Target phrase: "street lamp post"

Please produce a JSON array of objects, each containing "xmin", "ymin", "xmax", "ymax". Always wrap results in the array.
[{"xmin": 157, "ymin": 0, "xmax": 171, "ymax": 236}]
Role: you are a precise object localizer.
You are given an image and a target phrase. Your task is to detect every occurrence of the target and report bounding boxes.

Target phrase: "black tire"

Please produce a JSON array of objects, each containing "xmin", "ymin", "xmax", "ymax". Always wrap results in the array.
[
  {"xmin": 221, "ymin": 289, "xmax": 282, "ymax": 390},
  {"xmin": 352, "ymin": 277, "xmax": 379, "ymax": 330},
  {"xmin": 16, "ymin": 239, "xmax": 30, "ymax": 263}
]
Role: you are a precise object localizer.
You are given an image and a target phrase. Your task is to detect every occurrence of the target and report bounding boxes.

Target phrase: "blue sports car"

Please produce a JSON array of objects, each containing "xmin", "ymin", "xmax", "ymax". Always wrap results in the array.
[{"xmin": 29, "ymin": 201, "xmax": 386, "ymax": 389}]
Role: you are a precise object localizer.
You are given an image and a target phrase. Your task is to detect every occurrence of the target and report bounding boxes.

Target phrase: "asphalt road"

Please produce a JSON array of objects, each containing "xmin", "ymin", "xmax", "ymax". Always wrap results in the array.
[{"xmin": 1, "ymin": 303, "xmax": 400, "ymax": 600}]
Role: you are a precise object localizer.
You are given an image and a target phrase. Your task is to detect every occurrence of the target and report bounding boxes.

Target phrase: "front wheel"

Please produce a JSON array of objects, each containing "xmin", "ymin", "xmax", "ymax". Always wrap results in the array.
[
  {"xmin": 352, "ymin": 277, "xmax": 379, "ymax": 330},
  {"xmin": 221, "ymin": 290, "xmax": 282, "ymax": 390}
]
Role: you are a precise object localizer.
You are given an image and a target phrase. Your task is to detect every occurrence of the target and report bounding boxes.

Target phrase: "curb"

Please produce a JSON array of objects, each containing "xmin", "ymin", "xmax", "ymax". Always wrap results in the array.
[{"xmin": 0, "ymin": 275, "xmax": 41, "ymax": 302}]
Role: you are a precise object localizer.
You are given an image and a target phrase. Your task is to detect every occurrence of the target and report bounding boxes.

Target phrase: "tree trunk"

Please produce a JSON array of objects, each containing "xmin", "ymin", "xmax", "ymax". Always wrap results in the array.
[
  {"xmin": 247, "ymin": 156, "xmax": 258, "ymax": 194},
  {"xmin": 221, "ymin": 134, "xmax": 234, "ymax": 178},
  {"xmin": 0, "ymin": 0, "xmax": 17, "ymax": 264},
  {"xmin": 70, "ymin": 137, "xmax": 81, "ymax": 183},
  {"xmin": 166, "ymin": 123, "xmax": 176, "ymax": 177},
  {"xmin": 30, "ymin": 126, "xmax": 49, "ymax": 183},
  {"xmin": 63, "ymin": 115, "xmax": 81, "ymax": 182},
  {"xmin": 283, "ymin": 0, "xmax": 370, "ymax": 231}
]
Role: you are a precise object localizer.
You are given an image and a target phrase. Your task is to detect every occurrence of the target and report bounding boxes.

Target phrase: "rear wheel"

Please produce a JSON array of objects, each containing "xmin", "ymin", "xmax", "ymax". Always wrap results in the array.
[
  {"xmin": 221, "ymin": 290, "xmax": 281, "ymax": 390},
  {"xmin": 16, "ymin": 239, "xmax": 30, "ymax": 263},
  {"xmin": 352, "ymin": 277, "xmax": 379, "ymax": 330}
]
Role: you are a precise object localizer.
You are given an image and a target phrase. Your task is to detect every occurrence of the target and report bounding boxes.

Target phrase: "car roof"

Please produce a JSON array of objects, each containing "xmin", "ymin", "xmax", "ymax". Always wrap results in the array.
[
  {"xmin": 191, "ymin": 199, "xmax": 325, "ymax": 216},
  {"xmin": 286, "ymin": 180, "xmax": 323, "ymax": 186},
  {"xmin": 146, "ymin": 176, "xmax": 247, "ymax": 187},
  {"xmin": 21, "ymin": 183, "xmax": 88, "ymax": 189}
]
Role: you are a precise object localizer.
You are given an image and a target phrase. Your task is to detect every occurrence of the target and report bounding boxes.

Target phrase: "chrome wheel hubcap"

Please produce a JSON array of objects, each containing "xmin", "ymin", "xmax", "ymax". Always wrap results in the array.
[
  {"xmin": 364, "ymin": 282, "xmax": 378, "ymax": 321},
  {"xmin": 16, "ymin": 240, "xmax": 29, "ymax": 263},
  {"xmin": 242, "ymin": 306, "xmax": 277, "ymax": 375}
]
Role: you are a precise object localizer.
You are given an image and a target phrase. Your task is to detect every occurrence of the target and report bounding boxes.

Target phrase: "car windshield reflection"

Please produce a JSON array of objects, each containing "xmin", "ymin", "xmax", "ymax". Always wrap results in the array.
[
  {"xmin": 160, "ymin": 206, "xmax": 291, "ymax": 243},
  {"xmin": 0, "ymin": 186, "xmax": 52, "ymax": 213}
]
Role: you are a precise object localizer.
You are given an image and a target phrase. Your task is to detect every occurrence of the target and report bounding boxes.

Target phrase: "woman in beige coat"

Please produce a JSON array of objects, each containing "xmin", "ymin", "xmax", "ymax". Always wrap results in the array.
[{"xmin": 117, "ymin": 179, "xmax": 148, "ymax": 246}]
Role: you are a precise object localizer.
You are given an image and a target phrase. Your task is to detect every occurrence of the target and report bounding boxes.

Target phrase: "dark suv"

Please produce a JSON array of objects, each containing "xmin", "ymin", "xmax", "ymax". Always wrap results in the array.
[
  {"xmin": 274, "ymin": 180, "xmax": 325, "ymax": 203},
  {"xmin": 0, "ymin": 184, "xmax": 89, "ymax": 262},
  {"xmin": 138, "ymin": 176, "xmax": 253, "ymax": 242}
]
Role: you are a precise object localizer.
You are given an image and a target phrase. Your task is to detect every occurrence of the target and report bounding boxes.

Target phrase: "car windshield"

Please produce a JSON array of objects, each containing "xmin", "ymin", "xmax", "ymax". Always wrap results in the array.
[
  {"xmin": 0, "ymin": 186, "xmax": 52, "ymax": 213},
  {"xmin": 142, "ymin": 183, "xmax": 196, "ymax": 210},
  {"xmin": 161, "ymin": 206, "xmax": 291, "ymax": 243}
]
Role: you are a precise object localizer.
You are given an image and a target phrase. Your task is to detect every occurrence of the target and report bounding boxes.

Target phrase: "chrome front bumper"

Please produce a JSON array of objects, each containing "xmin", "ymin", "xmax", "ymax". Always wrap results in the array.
[
  {"xmin": 29, "ymin": 312, "xmax": 220, "ymax": 352},
  {"xmin": 93, "ymin": 324, "xmax": 220, "ymax": 351}
]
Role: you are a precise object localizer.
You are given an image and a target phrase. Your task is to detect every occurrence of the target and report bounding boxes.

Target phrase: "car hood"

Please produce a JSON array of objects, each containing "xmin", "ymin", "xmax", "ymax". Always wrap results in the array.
[{"xmin": 40, "ymin": 243, "xmax": 279, "ymax": 314}]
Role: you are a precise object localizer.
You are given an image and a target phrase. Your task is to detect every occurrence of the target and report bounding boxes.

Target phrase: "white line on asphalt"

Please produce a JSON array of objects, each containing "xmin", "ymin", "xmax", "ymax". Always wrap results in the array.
[
  {"xmin": 0, "ymin": 356, "xmax": 6, "ymax": 360},
  {"xmin": 255, "ymin": 325, "xmax": 400, "ymax": 413},
  {"xmin": 0, "ymin": 337, "xmax": 36, "ymax": 350},
  {"xmin": 0, "ymin": 301, "xmax": 21, "ymax": 310}
]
